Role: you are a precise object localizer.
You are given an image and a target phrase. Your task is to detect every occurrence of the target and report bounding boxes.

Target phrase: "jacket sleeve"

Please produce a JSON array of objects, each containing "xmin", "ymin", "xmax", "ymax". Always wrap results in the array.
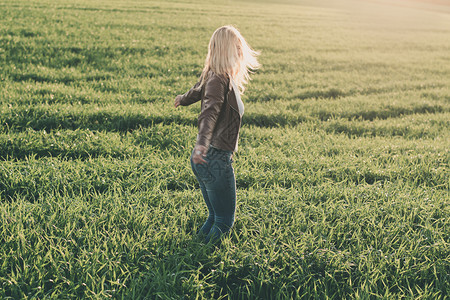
[
  {"xmin": 179, "ymin": 81, "xmax": 202, "ymax": 106},
  {"xmin": 196, "ymin": 75, "xmax": 226, "ymax": 148}
]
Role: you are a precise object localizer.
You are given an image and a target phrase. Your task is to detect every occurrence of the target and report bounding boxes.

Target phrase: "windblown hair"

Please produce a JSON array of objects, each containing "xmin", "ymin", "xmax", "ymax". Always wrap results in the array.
[{"xmin": 200, "ymin": 25, "xmax": 260, "ymax": 94}]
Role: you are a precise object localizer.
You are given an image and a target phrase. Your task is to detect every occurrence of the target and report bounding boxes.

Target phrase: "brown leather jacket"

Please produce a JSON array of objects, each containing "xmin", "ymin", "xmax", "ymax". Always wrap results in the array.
[{"xmin": 179, "ymin": 72, "xmax": 242, "ymax": 152}]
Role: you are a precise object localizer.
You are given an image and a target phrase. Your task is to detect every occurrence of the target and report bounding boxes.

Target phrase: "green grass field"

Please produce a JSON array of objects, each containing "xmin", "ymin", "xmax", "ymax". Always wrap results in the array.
[{"xmin": 0, "ymin": 0, "xmax": 449, "ymax": 298}]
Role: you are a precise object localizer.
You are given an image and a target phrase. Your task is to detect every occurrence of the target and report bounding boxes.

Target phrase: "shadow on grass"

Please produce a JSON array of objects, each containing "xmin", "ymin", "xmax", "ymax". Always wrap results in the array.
[
  {"xmin": 1, "ymin": 108, "xmax": 312, "ymax": 133},
  {"xmin": 0, "ymin": 110, "xmax": 197, "ymax": 133}
]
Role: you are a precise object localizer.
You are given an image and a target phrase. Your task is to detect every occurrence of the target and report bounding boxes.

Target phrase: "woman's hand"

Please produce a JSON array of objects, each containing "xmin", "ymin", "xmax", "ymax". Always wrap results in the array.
[
  {"xmin": 174, "ymin": 95, "xmax": 183, "ymax": 108},
  {"xmin": 192, "ymin": 145, "xmax": 208, "ymax": 164}
]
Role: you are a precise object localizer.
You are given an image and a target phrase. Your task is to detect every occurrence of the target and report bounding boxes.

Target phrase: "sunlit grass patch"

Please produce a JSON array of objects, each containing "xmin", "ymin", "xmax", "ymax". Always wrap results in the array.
[{"xmin": 0, "ymin": 0, "xmax": 449, "ymax": 298}]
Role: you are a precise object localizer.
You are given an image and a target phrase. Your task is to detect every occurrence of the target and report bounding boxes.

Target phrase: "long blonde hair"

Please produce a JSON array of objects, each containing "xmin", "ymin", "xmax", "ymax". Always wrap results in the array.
[{"xmin": 200, "ymin": 25, "xmax": 260, "ymax": 94}]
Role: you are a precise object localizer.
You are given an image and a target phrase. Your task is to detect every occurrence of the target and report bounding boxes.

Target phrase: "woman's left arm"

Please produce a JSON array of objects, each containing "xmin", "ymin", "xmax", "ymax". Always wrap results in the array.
[{"xmin": 175, "ymin": 81, "xmax": 202, "ymax": 107}]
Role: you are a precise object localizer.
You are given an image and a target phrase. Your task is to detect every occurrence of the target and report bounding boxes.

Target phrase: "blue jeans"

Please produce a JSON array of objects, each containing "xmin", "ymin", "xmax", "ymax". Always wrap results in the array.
[{"xmin": 190, "ymin": 146, "xmax": 236, "ymax": 243}]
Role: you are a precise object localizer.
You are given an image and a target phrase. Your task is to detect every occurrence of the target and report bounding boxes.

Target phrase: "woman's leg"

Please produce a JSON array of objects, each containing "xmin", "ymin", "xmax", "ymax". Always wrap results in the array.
[
  {"xmin": 191, "ymin": 155, "xmax": 215, "ymax": 236},
  {"xmin": 192, "ymin": 147, "xmax": 236, "ymax": 244},
  {"xmin": 198, "ymin": 181, "xmax": 215, "ymax": 236},
  {"xmin": 203, "ymin": 150, "xmax": 236, "ymax": 243},
  {"xmin": 205, "ymin": 179, "xmax": 236, "ymax": 243}
]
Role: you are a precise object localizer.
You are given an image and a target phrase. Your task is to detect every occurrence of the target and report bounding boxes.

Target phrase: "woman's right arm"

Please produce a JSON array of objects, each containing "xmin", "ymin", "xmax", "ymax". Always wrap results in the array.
[{"xmin": 175, "ymin": 81, "xmax": 202, "ymax": 107}]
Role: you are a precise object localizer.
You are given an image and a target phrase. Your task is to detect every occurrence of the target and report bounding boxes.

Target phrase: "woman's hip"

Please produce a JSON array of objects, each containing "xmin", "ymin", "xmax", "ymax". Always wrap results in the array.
[{"xmin": 190, "ymin": 146, "xmax": 234, "ymax": 187}]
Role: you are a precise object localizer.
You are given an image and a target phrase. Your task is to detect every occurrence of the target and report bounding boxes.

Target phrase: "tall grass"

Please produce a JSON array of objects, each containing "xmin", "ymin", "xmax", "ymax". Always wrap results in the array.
[{"xmin": 0, "ymin": 0, "xmax": 449, "ymax": 298}]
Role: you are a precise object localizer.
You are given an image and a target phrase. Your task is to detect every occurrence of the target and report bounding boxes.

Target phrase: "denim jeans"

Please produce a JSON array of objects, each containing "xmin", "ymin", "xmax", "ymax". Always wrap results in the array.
[{"xmin": 190, "ymin": 146, "xmax": 236, "ymax": 243}]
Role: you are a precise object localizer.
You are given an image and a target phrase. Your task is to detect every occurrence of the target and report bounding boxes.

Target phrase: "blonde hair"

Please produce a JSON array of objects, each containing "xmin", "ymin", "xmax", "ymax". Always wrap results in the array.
[{"xmin": 200, "ymin": 25, "xmax": 260, "ymax": 94}]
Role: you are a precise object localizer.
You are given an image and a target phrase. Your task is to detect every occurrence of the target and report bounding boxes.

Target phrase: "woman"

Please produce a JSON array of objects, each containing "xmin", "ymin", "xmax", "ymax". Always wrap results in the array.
[{"xmin": 174, "ymin": 25, "xmax": 260, "ymax": 243}]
